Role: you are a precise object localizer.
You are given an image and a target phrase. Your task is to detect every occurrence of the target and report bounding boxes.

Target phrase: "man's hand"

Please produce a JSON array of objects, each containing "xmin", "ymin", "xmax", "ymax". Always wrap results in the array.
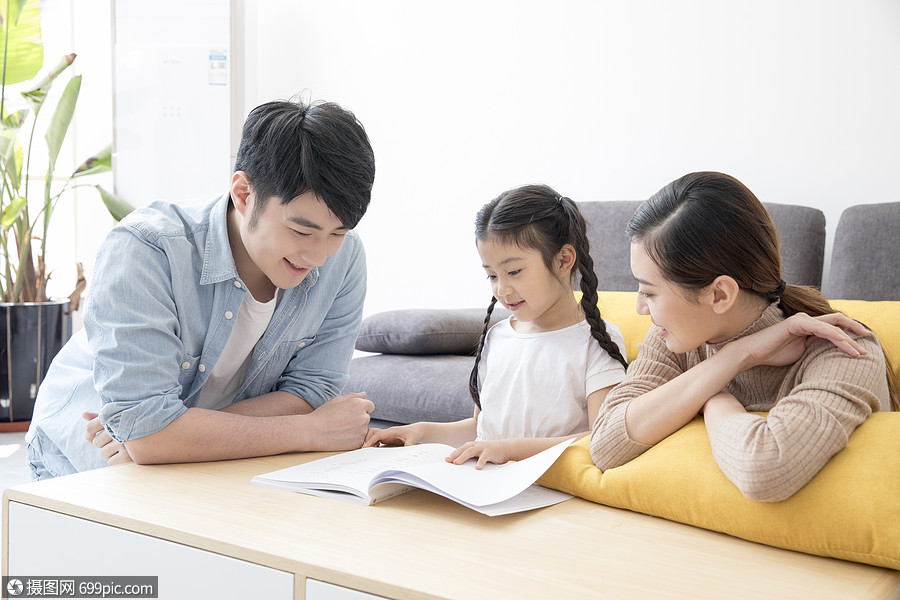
[
  {"xmin": 82, "ymin": 411, "xmax": 133, "ymax": 466},
  {"xmin": 305, "ymin": 392, "xmax": 374, "ymax": 451}
]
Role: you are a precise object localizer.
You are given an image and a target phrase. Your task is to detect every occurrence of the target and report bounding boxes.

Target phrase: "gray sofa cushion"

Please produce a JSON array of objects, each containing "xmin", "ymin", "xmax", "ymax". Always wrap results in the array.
[
  {"xmin": 356, "ymin": 307, "xmax": 510, "ymax": 355},
  {"xmin": 579, "ymin": 201, "xmax": 642, "ymax": 291},
  {"xmin": 348, "ymin": 354, "xmax": 476, "ymax": 424},
  {"xmin": 763, "ymin": 202, "xmax": 826, "ymax": 288},
  {"xmin": 826, "ymin": 201, "xmax": 900, "ymax": 301}
]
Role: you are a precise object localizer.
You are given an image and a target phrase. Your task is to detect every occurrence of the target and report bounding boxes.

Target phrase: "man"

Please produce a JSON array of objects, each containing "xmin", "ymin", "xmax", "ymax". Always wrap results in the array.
[{"xmin": 26, "ymin": 98, "xmax": 376, "ymax": 479}]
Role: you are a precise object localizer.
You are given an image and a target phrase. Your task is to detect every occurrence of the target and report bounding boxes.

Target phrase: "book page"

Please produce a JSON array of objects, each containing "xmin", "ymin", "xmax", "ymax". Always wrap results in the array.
[
  {"xmin": 253, "ymin": 439, "xmax": 575, "ymax": 514},
  {"xmin": 251, "ymin": 444, "xmax": 455, "ymax": 500},
  {"xmin": 475, "ymin": 484, "xmax": 573, "ymax": 517},
  {"xmin": 369, "ymin": 476, "xmax": 572, "ymax": 516},
  {"xmin": 369, "ymin": 438, "xmax": 575, "ymax": 507}
]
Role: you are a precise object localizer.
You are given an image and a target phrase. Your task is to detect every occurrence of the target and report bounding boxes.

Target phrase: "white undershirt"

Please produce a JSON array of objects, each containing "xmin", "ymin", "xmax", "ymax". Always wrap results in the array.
[{"xmin": 196, "ymin": 291, "xmax": 278, "ymax": 410}]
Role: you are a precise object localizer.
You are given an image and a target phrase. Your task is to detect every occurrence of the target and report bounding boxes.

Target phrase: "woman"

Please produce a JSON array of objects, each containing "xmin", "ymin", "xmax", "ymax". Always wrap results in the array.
[{"xmin": 590, "ymin": 171, "xmax": 896, "ymax": 501}]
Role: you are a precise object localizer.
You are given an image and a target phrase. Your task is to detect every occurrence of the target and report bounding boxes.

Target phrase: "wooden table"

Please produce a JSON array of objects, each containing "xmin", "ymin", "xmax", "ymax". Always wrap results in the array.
[{"xmin": 3, "ymin": 452, "xmax": 899, "ymax": 600}]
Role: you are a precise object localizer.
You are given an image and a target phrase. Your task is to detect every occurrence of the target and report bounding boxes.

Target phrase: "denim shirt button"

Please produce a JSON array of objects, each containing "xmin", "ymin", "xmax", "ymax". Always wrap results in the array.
[
  {"xmin": 181, "ymin": 361, "xmax": 190, "ymax": 370},
  {"xmin": 198, "ymin": 364, "xmax": 206, "ymax": 373},
  {"xmin": 225, "ymin": 311, "xmax": 234, "ymax": 320},
  {"xmin": 298, "ymin": 342, "xmax": 306, "ymax": 348},
  {"xmin": 234, "ymin": 281, "xmax": 242, "ymax": 288}
]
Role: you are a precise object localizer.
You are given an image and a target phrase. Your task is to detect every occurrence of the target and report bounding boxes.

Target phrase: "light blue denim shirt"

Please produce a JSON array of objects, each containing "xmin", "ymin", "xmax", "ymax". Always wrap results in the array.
[{"xmin": 26, "ymin": 192, "xmax": 366, "ymax": 478}]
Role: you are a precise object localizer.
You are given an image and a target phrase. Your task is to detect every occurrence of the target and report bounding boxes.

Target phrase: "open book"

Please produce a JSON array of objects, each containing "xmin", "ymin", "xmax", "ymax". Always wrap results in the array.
[{"xmin": 251, "ymin": 438, "xmax": 574, "ymax": 516}]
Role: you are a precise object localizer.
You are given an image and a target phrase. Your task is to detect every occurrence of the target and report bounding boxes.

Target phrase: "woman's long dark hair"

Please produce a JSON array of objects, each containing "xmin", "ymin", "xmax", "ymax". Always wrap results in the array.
[
  {"xmin": 629, "ymin": 171, "xmax": 898, "ymax": 409},
  {"xmin": 468, "ymin": 184, "xmax": 628, "ymax": 409}
]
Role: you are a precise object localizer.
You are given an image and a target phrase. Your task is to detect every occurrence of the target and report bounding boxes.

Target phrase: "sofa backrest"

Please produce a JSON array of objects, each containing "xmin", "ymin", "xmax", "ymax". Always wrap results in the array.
[
  {"xmin": 578, "ymin": 200, "xmax": 826, "ymax": 291},
  {"xmin": 763, "ymin": 202, "xmax": 826, "ymax": 288},
  {"xmin": 579, "ymin": 201, "xmax": 639, "ymax": 291},
  {"xmin": 826, "ymin": 202, "xmax": 900, "ymax": 301}
]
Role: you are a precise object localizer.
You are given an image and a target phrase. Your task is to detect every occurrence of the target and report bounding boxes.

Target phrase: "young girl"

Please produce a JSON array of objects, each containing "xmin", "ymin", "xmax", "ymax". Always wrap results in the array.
[
  {"xmin": 591, "ymin": 171, "xmax": 897, "ymax": 501},
  {"xmin": 364, "ymin": 184, "xmax": 628, "ymax": 467}
]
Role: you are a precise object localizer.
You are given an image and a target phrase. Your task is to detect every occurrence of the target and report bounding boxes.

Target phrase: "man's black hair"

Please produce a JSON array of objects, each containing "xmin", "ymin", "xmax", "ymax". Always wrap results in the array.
[{"xmin": 233, "ymin": 98, "xmax": 375, "ymax": 229}]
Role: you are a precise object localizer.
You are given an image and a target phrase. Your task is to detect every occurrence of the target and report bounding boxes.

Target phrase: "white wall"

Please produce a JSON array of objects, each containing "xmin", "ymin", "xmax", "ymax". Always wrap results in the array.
[
  {"xmin": 57, "ymin": 2, "xmax": 900, "ymax": 316},
  {"xmin": 237, "ymin": 0, "xmax": 900, "ymax": 317}
]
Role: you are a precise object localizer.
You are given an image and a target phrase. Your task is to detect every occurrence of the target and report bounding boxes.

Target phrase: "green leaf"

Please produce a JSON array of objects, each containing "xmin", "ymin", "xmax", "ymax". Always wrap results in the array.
[
  {"xmin": 1, "ymin": 107, "xmax": 27, "ymax": 128},
  {"xmin": 4, "ymin": 0, "xmax": 29, "ymax": 24},
  {"xmin": 44, "ymin": 74, "xmax": 80, "ymax": 173},
  {"xmin": 95, "ymin": 185, "xmax": 135, "ymax": 221},
  {"xmin": 21, "ymin": 53, "xmax": 75, "ymax": 114},
  {"xmin": 0, "ymin": 107, "xmax": 27, "ymax": 191},
  {"xmin": 1, "ymin": 195, "xmax": 26, "ymax": 227},
  {"xmin": 72, "ymin": 144, "xmax": 112, "ymax": 178},
  {"xmin": 0, "ymin": 127, "xmax": 23, "ymax": 191},
  {"xmin": 0, "ymin": 0, "xmax": 42, "ymax": 85},
  {"xmin": 41, "ymin": 75, "xmax": 80, "ymax": 235}
]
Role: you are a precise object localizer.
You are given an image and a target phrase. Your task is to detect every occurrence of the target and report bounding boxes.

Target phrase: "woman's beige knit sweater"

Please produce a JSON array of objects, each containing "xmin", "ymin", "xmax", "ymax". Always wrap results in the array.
[{"xmin": 590, "ymin": 303, "xmax": 891, "ymax": 502}]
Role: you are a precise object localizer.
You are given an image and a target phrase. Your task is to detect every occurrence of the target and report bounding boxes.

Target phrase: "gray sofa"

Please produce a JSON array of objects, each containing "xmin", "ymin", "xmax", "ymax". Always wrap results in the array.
[
  {"xmin": 825, "ymin": 201, "xmax": 900, "ymax": 301},
  {"xmin": 348, "ymin": 200, "xmax": 834, "ymax": 428}
]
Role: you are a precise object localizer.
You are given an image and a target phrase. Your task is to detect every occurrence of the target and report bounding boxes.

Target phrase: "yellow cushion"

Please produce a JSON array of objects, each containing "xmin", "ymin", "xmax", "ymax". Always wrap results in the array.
[
  {"xmin": 831, "ymin": 299, "xmax": 900, "ymax": 386},
  {"xmin": 550, "ymin": 295, "xmax": 900, "ymax": 569},
  {"xmin": 539, "ymin": 414, "xmax": 900, "ymax": 569},
  {"xmin": 594, "ymin": 291, "xmax": 652, "ymax": 362}
]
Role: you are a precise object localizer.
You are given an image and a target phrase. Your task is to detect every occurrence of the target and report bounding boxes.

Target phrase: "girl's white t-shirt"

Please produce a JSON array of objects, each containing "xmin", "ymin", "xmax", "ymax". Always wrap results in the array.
[
  {"xmin": 475, "ymin": 318, "xmax": 627, "ymax": 441},
  {"xmin": 195, "ymin": 290, "xmax": 279, "ymax": 410}
]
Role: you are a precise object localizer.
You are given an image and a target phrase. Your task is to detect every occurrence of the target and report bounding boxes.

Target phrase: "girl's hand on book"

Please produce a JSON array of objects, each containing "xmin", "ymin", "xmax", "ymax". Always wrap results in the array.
[
  {"xmin": 446, "ymin": 440, "xmax": 511, "ymax": 470},
  {"xmin": 364, "ymin": 423, "xmax": 424, "ymax": 447}
]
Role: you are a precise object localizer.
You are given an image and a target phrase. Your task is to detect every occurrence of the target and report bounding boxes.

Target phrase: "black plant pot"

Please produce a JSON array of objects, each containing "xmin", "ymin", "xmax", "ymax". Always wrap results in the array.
[{"xmin": 0, "ymin": 300, "xmax": 72, "ymax": 423}]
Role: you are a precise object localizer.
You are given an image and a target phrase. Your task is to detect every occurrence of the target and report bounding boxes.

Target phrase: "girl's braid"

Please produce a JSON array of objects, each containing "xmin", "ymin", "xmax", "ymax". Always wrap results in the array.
[
  {"xmin": 468, "ymin": 296, "xmax": 498, "ymax": 409},
  {"xmin": 562, "ymin": 198, "xmax": 628, "ymax": 370}
]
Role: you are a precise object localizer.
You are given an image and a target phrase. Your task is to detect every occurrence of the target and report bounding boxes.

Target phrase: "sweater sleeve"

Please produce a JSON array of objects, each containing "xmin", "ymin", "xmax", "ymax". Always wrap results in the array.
[
  {"xmin": 710, "ymin": 332, "xmax": 890, "ymax": 502},
  {"xmin": 590, "ymin": 326, "xmax": 687, "ymax": 470}
]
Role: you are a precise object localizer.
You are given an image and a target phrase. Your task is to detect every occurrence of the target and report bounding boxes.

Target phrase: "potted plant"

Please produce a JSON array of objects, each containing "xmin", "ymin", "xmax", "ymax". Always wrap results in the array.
[{"xmin": 1, "ymin": 0, "xmax": 134, "ymax": 426}]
